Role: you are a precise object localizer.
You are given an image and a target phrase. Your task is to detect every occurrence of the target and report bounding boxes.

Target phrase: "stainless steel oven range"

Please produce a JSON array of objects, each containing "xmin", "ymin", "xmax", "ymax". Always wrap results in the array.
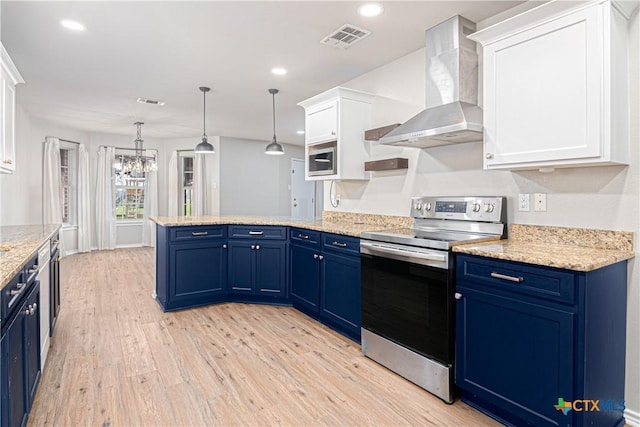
[{"xmin": 360, "ymin": 196, "xmax": 506, "ymax": 403}]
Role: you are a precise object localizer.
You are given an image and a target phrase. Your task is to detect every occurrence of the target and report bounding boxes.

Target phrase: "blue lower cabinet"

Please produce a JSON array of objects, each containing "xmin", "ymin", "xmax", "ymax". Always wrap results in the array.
[
  {"xmin": 1, "ymin": 263, "xmax": 41, "ymax": 427},
  {"xmin": 320, "ymin": 251, "xmax": 361, "ymax": 341},
  {"xmin": 167, "ymin": 241, "xmax": 227, "ymax": 310},
  {"xmin": 455, "ymin": 254, "xmax": 628, "ymax": 427},
  {"xmin": 228, "ymin": 241, "xmax": 287, "ymax": 298},
  {"xmin": 4, "ymin": 300, "xmax": 28, "ymax": 427},
  {"xmin": 156, "ymin": 225, "xmax": 228, "ymax": 311},
  {"xmin": 290, "ymin": 244, "xmax": 320, "ymax": 314}
]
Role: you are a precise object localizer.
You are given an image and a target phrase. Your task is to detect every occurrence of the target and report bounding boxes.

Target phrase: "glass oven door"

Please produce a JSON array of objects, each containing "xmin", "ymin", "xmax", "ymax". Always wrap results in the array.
[{"xmin": 361, "ymin": 251, "xmax": 454, "ymax": 365}]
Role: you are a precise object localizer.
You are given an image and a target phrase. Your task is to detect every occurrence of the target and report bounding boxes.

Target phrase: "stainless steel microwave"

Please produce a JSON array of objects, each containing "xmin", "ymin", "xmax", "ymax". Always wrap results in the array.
[{"xmin": 308, "ymin": 147, "xmax": 336, "ymax": 176}]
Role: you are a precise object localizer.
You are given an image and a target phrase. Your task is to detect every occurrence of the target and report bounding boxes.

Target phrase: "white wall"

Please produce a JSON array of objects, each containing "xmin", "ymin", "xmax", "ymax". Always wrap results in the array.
[
  {"xmin": 327, "ymin": 7, "xmax": 640, "ymax": 418},
  {"xmin": 218, "ymin": 137, "xmax": 303, "ymax": 216}
]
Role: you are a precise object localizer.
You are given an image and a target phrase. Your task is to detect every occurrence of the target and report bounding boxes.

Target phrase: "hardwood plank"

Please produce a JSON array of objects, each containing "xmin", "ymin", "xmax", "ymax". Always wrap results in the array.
[{"xmin": 28, "ymin": 248, "xmax": 501, "ymax": 427}]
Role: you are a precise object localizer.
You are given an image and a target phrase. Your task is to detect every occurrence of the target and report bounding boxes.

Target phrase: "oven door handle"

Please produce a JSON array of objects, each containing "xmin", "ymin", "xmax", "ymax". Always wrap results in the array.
[{"xmin": 360, "ymin": 241, "xmax": 447, "ymax": 264}]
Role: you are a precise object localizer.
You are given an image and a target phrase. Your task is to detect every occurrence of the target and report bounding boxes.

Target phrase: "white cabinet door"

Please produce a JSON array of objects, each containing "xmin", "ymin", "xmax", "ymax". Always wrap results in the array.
[
  {"xmin": 1, "ymin": 72, "xmax": 17, "ymax": 173},
  {"xmin": 483, "ymin": 6, "xmax": 602, "ymax": 169},
  {"xmin": 305, "ymin": 100, "xmax": 338, "ymax": 145},
  {"xmin": 471, "ymin": 0, "xmax": 633, "ymax": 171}
]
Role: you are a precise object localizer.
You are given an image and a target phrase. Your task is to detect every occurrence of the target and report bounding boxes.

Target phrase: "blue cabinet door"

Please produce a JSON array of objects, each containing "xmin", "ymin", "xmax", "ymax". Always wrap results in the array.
[
  {"xmin": 290, "ymin": 244, "xmax": 320, "ymax": 313},
  {"xmin": 24, "ymin": 284, "xmax": 40, "ymax": 410},
  {"xmin": 1, "ymin": 331, "xmax": 6, "ymax": 427},
  {"xmin": 255, "ymin": 242, "xmax": 287, "ymax": 297},
  {"xmin": 228, "ymin": 241, "xmax": 255, "ymax": 294},
  {"xmin": 5, "ymin": 302, "xmax": 27, "ymax": 427},
  {"xmin": 169, "ymin": 241, "xmax": 227, "ymax": 309},
  {"xmin": 321, "ymin": 251, "xmax": 361, "ymax": 341},
  {"xmin": 456, "ymin": 285, "xmax": 575, "ymax": 427}
]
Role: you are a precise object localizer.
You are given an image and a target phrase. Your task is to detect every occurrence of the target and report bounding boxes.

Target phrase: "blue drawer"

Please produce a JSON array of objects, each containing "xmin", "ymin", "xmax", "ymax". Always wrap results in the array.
[
  {"xmin": 228, "ymin": 225, "xmax": 287, "ymax": 240},
  {"xmin": 457, "ymin": 255, "xmax": 575, "ymax": 304},
  {"xmin": 290, "ymin": 228, "xmax": 321, "ymax": 246},
  {"xmin": 169, "ymin": 226, "xmax": 227, "ymax": 242},
  {"xmin": 322, "ymin": 233, "xmax": 360, "ymax": 256}
]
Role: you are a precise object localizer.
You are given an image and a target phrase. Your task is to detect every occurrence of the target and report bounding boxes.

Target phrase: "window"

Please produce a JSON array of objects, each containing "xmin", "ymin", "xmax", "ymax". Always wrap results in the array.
[
  {"xmin": 114, "ymin": 154, "xmax": 146, "ymax": 220},
  {"xmin": 59, "ymin": 143, "xmax": 77, "ymax": 225},
  {"xmin": 180, "ymin": 155, "xmax": 194, "ymax": 216}
]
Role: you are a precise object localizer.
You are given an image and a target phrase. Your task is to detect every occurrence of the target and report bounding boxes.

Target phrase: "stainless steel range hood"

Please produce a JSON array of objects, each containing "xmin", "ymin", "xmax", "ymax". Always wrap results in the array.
[{"xmin": 380, "ymin": 16, "xmax": 483, "ymax": 148}]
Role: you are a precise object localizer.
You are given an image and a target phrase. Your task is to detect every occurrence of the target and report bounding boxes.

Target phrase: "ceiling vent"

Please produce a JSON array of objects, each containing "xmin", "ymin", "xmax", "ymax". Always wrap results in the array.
[
  {"xmin": 321, "ymin": 24, "xmax": 371, "ymax": 49},
  {"xmin": 136, "ymin": 97, "xmax": 166, "ymax": 106}
]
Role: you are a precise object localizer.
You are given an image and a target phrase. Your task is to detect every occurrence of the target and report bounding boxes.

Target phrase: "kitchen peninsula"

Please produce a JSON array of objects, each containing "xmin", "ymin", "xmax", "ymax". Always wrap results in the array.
[{"xmin": 150, "ymin": 213, "xmax": 408, "ymax": 341}]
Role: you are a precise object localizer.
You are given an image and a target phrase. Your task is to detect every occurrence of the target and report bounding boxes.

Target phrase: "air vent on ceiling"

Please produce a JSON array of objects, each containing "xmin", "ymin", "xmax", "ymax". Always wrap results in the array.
[
  {"xmin": 321, "ymin": 24, "xmax": 371, "ymax": 49},
  {"xmin": 137, "ymin": 97, "xmax": 166, "ymax": 106}
]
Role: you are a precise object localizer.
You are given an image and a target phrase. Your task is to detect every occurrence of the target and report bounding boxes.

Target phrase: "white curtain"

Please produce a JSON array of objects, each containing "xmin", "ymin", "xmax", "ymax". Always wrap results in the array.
[
  {"xmin": 192, "ymin": 153, "xmax": 206, "ymax": 216},
  {"xmin": 95, "ymin": 146, "xmax": 116, "ymax": 250},
  {"xmin": 142, "ymin": 169, "xmax": 158, "ymax": 247},
  {"xmin": 167, "ymin": 151, "xmax": 179, "ymax": 216},
  {"xmin": 42, "ymin": 137, "xmax": 66, "ymax": 256},
  {"xmin": 77, "ymin": 144, "xmax": 92, "ymax": 253}
]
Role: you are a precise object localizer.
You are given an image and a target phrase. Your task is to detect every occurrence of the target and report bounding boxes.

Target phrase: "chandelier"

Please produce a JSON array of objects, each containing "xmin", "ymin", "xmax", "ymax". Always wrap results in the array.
[{"xmin": 120, "ymin": 122, "xmax": 157, "ymax": 173}]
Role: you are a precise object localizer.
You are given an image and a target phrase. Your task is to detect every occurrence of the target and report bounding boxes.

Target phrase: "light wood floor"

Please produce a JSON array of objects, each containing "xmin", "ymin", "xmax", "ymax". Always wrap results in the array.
[{"xmin": 28, "ymin": 247, "xmax": 500, "ymax": 426}]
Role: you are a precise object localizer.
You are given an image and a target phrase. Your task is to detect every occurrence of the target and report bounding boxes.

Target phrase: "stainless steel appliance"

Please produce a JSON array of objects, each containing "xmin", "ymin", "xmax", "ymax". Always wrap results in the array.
[
  {"xmin": 307, "ymin": 146, "xmax": 336, "ymax": 176},
  {"xmin": 380, "ymin": 16, "xmax": 483, "ymax": 148},
  {"xmin": 50, "ymin": 235, "xmax": 60, "ymax": 336},
  {"xmin": 360, "ymin": 196, "xmax": 506, "ymax": 403}
]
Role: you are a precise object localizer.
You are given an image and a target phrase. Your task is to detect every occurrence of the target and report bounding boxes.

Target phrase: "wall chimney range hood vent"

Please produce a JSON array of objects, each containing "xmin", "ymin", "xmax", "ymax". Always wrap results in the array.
[{"xmin": 380, "ymin": 16, "xmax": 483, "ymax": 148}]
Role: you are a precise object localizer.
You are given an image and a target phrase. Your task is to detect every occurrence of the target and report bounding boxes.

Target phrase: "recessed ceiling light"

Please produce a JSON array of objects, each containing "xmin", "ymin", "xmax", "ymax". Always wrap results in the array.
[
  {"xmin": 271, "ymin": 67, "xmax": 288, "ymax": 76},
  {"xmin": 358, "ymin": 3, "xmax": 384, "ymax": 17},
  {"xmin": 296, "ymin": 130, "xmax": 305, "ymax": 135},
  {"xmin": 61, "ymin": 20, "xmax": 86, "ymax": 31}
]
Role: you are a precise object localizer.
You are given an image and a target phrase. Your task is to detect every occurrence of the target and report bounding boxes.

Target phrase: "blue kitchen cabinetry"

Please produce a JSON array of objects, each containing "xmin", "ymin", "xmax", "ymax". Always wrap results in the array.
[
  {"xmin": 289, "ymin": 228, "xmax": 322, "ymax": 314},
  {"xmin": 227, "ymin": 226, "xmax": 287, "ymax": 302},
  {"xmin": 289, "ymin": 229, "xmax": 361, "ymax": 342},
  {"xmin": 156, "ymin": 225, "xmax": 228, "ymax": 311},
  {"xmin": 455, "ymin": 254, "xmax": 627, "ymax": 427},
  {"xmin": 1, "ymin": 255, "xmax": 41, "ymax": 427}
]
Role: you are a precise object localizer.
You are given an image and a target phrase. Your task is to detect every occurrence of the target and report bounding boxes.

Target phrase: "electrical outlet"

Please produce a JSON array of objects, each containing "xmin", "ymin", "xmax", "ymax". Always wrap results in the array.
[
  {"xmin": 518, "ymin": 194, "xmax": 530, "ymax": 212},
  {"xmin": 534, "ymin": 193, "xmax": 547, "ymax": 212}
]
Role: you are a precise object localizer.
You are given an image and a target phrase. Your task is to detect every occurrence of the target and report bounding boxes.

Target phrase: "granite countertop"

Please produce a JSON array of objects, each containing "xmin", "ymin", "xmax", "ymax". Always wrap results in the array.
[
  {"xmin": 150, "ymin": 215, "xmax": 402, "ymax": 238},
  {"xmin": 453, "ymin": 224, "xmax": 635, "ymax": 272},
  {"xmin": 0, "ymin": 224, "xmax": 61, "ymax": 288}
]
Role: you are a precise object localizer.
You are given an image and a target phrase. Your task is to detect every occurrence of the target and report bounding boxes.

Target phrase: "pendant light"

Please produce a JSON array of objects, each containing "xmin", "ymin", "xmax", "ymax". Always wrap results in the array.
[
  {"xmin": 265, "ymin": 88, "xmax": 285, "ymax": 155},
  {"xmin": 195, "ymin": 86, "xmax": 215, "ymax": 154}
]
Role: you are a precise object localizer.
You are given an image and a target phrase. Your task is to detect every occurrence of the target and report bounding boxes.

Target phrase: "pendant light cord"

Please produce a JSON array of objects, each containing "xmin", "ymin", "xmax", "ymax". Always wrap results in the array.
[
  {"xmin": 202, "ymin": 90, "xmax": 207, "ymax": 139},
  {"xmin": 272, "ymin": 91, "xmax": 276, "ymax": 140}
]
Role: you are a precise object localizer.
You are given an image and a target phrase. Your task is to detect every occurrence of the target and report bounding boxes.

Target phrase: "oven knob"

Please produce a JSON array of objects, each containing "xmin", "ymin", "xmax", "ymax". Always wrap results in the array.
[
  {"xmin": 471, "ymin": 202, "xmax": 481, "ymax": 213},
  {"xmin": 484, "ymin": 203, "xmax": 495, "ymax": 213},
  {"xmin": 425, "ymin": 202, "xmax": 432, "ymax": 212},
  {"xmin": 414, "ymin": 201, "xmax": 423, "ymax": 211}
]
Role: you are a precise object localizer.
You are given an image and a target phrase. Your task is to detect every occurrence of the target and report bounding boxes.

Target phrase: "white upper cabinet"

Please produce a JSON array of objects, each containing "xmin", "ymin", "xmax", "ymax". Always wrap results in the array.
[
  {"xmin": 305, "ymin": 100, "xmax": 338, "ymax": 145},
  {"xmin": 469, "ymin": 0, "xmax": 635, "ymax": 171},
  {"xmin": 1, "ymin": 43, "xmax": 25, "ymax": 174},
  {"xmin": 298, "ymin": 87, "xmax": 374, "ymax": 181}
]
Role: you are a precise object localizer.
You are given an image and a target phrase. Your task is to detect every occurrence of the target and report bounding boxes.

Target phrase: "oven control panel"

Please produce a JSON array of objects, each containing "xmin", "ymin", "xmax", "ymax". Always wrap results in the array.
[{"xmin": 411, "ymin": 196, "xmax": 505, "ymax": 222}]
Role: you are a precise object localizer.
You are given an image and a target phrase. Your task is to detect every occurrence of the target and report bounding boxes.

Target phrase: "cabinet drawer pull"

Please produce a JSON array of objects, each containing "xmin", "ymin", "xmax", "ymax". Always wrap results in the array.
[
  {"xmin": 249, "ymin": 231, "xmax": 264, "ymax": 235},
  {"xmin": 297, "ymin": 234, "xmax": 309, "ymax": 239},
  {"xmin": 318, "ymin": 255, "xmax": 324, "ymax": 261},
  {"xmin": 16, "ymin": 282, "xmax": 26, "ymax": 290},
  {"xmin": 490, "ymin": 272, "xmax": 524, "ymax": 283},
  {"xmin": 313, "ymin": 254, "xmax": 319, "ymax": 259},
  {"xmin": 332, "ymin": 241, "xmax": 347, "ymax": 248},
  {"xmin": 255, "ymin": 245, "xmax": 261, "ymax": 250},
  {"xmin": 191, "ymin": 231, "xmax": 208, "ymax": 236}
]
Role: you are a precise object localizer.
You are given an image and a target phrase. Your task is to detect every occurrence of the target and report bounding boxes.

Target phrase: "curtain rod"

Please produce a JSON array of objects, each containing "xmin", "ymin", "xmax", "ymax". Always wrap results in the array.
[
  {"xmin": 44, "ymin": 137, "xmax": 82, "ymax": 145},
  {"xmin": 98, "ymin": 145, "xmax": 158, "ymax": 153}
]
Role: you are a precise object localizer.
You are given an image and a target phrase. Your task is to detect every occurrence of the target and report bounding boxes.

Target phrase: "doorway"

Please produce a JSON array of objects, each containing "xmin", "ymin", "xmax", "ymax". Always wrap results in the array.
[{"xmin": 291, "ymin": 158, "xmax": 315, "ymax": 218}]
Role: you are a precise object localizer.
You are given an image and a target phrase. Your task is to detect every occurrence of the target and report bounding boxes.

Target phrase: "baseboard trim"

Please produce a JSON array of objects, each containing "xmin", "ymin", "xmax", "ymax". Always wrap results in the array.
[
  {"xmin": 65, "ymin": 249, "xmax": 79, "ymax": 256},
  {"xmin": 625, "ymin": 408, "xmax": 640, "ymax": 426},
  {"xmin": 115, "ymin": 243, "xmax": 145, "ymax": 249}
]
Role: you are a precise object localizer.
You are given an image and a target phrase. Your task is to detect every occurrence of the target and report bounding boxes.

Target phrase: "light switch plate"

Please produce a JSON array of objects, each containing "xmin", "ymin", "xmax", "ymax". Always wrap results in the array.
[
  {"xmin": 534, "ymin": 193, "xmax": 547, "ymax": 212},
  {"xmin": 518, "ymin": 194, "xmax": 530, "ymax": 212}
]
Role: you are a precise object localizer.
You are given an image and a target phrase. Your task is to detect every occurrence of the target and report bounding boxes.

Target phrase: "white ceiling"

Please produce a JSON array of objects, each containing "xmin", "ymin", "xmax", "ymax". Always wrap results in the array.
[{"xmin": 1, "ymin": 1, "xmax": 522, "ymax": 146}]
